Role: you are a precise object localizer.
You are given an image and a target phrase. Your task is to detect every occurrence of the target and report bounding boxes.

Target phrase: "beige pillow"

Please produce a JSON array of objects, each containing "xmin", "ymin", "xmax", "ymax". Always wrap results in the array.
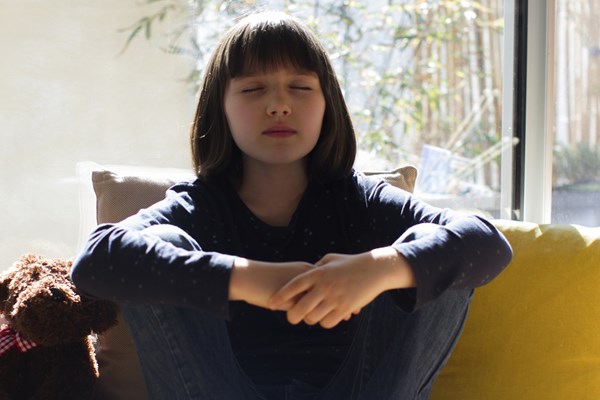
[
  {"xmin": 84, "ymin": 163, "xmax": 416, "ymax": 399},
  {"xmin": 87, "ymin": 164, "xmax": 193, "ymax": 400},
  {"xmin": 364, "ymin": 165, "xmax": 417, "ymax": 193},
  {"xmin": 91, "ymin": 165, "xmax": 416, "ymax": 225},
  {"xmin": 92, "ymin": 165, "xmax": 195, "ymax": 224},
  {"xmin": 90, "ymin": 164, "xmax": 417, "ymax": 225}
]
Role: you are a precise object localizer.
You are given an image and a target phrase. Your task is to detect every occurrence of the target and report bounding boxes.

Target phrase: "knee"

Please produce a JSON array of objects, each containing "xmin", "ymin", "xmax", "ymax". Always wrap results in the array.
[{"xmin": 141, "ymin": 224, "xmax": 200, "ymax": 251}]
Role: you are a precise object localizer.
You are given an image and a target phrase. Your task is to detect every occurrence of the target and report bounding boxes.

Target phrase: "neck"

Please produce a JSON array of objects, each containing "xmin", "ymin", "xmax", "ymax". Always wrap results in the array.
[{"xmin": 237, "ymin": 161, "xmax": 309, "ymax": 227}]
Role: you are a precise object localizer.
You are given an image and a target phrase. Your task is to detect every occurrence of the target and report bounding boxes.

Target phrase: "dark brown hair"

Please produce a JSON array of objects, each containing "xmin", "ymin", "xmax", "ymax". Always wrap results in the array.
[{"xmin": 190, "ymin": 11, "xmax": 356, "ymax": 181}]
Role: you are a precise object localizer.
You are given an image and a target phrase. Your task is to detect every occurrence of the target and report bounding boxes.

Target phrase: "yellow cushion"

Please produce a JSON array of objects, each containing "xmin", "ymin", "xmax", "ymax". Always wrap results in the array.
[{"xmin": 431, "ymin": 220, "xmax": 600, "ymax": 400}]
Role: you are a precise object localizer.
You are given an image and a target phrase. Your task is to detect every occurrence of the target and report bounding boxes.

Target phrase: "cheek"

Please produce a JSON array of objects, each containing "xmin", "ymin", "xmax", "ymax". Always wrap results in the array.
[
  {"xmin": 224, "ymin": 102, "xmax": 250, "ymax": 148},
  {"xmin": 223, "ymin": 97, "xmax": 235, "ymax": 126},
  {"xmin": 225, "ymin": 99, "xmax": 255, "ymax": 130},
  {"xmin": 309, "ymin": 100, "xmax": 326, "ymax": 132},
  {"xmin": 223, "ymin": 100, "xmax": 241, "ymax": 137}
]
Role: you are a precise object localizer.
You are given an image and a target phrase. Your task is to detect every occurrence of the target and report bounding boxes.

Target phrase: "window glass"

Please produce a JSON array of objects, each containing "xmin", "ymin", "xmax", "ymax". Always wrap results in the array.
[
  {"xmin": 0, "ymin": 0, "xmax": 508, "ymax": 271},
  {"xmin": 183, "ymin": 0, "xmax": 507, "ymax": 217},
  {"xmin": 551, "ymin": 0, "xmax": 600, "ymax": 227}
]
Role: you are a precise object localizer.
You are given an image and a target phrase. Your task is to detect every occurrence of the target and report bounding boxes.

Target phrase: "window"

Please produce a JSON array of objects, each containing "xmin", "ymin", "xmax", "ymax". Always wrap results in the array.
[
  {"xmin": 2, "ymin": 0, "xmax": 596, "ymax": 272},
  {"xmin": 129, "ymin": 0, "xmax": 509, "ymax": 218},
  {"xmin": 551, "ymin": 0, "xmax": 600, "ymax": 227},
  {"xmin": 512, "ymin": 0, "xmax": 599, "ymax": 226}
]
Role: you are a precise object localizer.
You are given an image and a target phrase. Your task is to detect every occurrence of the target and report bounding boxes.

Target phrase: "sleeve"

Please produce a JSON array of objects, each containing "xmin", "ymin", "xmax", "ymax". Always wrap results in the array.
[
  {"xmin": 362, "ymin": 176, "xmax": 513, "ymax": 312},
  {"xmin": 70, "ymin": 186, "xmax": 236, "ymax": 319}
]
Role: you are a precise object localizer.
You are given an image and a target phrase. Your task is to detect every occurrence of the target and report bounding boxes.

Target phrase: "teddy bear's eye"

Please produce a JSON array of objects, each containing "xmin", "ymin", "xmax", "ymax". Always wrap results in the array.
[{"xmin": 49, "ymin": 288, "xmax": 66, "ymax": 301}]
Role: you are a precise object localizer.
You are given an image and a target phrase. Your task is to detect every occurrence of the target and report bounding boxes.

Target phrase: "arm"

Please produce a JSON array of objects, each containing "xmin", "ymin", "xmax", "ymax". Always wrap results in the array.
[
  {"xmin": 229, "ymin": 257, "xmax": 313, "ymax": 309},
  {"xmin": 73, "ymin": 184, "xmax": 317, "ymax": 318},
  {"xmin": 270, "ymin": 175, "xmax": 512, "ymax": 327},
  {"xmin": 268, "ymin": 247, "xmax": 415, "ymax": 329},
  {"xmin": 366, "ymin": 177, "xmax": 512, "ymax": 310},
  {"xmin": 71, "ymin": 188, "xmax": 236, "ymax": 318}
]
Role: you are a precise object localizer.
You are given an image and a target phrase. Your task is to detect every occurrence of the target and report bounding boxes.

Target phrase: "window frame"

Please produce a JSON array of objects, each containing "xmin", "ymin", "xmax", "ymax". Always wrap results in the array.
[{"xmin": 504, "ymin": 0, "xmax": 556, "ymax": 223}]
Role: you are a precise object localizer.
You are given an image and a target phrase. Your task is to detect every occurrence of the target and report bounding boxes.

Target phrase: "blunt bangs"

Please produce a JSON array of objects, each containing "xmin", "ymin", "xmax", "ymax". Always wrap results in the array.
[{"xmin": 222, "ymin": 15, "xmax": 327, "ymax": 78}]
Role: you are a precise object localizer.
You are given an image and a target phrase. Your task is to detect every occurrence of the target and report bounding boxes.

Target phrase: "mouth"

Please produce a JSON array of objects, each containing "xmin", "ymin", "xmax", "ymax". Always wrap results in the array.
[{"xmin": 263, "ymin": 125, "xmax": 297, "ymax": 138}]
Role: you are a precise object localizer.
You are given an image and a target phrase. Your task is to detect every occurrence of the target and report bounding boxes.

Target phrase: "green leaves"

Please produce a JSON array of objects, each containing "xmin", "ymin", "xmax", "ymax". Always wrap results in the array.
[
  {"xmin": 119, "ymin": 1, "xmax": 178, "ymax": 54},
  {"xmin": 120, "ymin": 0, "xmax": 505, "ymax": 175}
]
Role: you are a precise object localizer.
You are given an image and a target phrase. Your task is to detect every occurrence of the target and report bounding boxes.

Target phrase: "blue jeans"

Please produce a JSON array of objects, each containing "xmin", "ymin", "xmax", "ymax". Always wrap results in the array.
[{"xmin": 121, "ymin": 224, "xmax": 473, "ymax": 400}]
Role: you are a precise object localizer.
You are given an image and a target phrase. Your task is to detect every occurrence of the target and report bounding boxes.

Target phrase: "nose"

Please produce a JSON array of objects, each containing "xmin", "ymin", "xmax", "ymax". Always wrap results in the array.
[{"xmin": 266, "ymin": 91, "xmax": 292, "ymax": 117}]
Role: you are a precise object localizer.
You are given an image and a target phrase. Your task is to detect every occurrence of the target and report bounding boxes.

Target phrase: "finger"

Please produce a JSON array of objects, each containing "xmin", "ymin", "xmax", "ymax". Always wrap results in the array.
[
  {"xmin": 342, "ymin": 309, "xmax": 360, "ymax": 321},
  {"xmin": 286, "ymin": 286, "xmax": 327, "ymax": 325},
  {"xmin": 269, "ymin": 272, "xmax": 319, "ymax": 310},
  {"xmin": 274, "ymin": 293, "xmax": 305, "ymax": 311},
  {"xmin": 275, "ymin": 299, "xmax": 296, "ymax": 311},
  {"xmin": 303, "ymin": 302, "xmax": 335, "ymax": 326},
  {"xmin": 319, "ymin": 310, "xmax": 349, "ymax": 329}
]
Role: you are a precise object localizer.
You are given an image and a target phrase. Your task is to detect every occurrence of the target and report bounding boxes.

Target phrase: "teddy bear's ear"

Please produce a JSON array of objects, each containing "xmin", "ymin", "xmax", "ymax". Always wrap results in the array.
[
  {"xmin": 0, "ymin": 276, "xmax": 11, "ymax": 319},
  {"xmin": 0, "ymin": 274, "xmax": 9, "ymax": 304},
  {"xmin": 83, "ymin": 299, "xmax": 119, "ymax": 334}
]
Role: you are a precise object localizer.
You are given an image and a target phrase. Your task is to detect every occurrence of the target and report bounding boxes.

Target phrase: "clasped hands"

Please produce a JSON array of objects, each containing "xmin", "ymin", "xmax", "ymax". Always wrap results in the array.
[{"xmin": 230, "ymin": 247, "xmax": 415, "ymax": 329}]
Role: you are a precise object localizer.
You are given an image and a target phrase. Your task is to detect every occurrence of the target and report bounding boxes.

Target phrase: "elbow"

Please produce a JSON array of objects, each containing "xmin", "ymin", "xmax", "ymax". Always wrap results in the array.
[
  {"xmin": 483, "ymin": 234, "xmax": 513, "ymax": 286},
  {"xmin": 468, "ymin": 216, "xmax": 514, "ymax": 287},
  {"xmin": 70, "ymin": 224, "xmax": 117, "ymax": 297},
  {"xmin": 477, "ymin": 215, "xmax": 513, "ymax": 264},
  {"xmin": 492, "ymin": 221, "xmax": 513, "ymax": 268},
  {"xmin": 501, "ymin": 236, "xmax": 513, "ymax": 265},
  {"xmin": 70, "ymin": 253, "xmax": 98, "ymax": 297}
]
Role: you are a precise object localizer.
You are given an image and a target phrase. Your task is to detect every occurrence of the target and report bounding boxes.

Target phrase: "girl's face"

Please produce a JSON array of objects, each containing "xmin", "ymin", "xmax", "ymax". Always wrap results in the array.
[{"xmin": 224, "ymin": 65, "xmax": 325, "ymax": 172}]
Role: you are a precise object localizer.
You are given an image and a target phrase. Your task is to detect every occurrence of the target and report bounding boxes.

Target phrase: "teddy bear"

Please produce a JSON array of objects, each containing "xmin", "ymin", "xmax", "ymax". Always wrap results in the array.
[{"xmin": 0, "ymin": 254, "xmax": 118, "ymax": 400}]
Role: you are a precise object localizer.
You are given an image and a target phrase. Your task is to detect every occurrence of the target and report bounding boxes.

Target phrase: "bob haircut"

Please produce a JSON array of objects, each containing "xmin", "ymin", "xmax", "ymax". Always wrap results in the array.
[{"xmin": 190, "ymin": 11, "xmax": 357, "ymax": 181}]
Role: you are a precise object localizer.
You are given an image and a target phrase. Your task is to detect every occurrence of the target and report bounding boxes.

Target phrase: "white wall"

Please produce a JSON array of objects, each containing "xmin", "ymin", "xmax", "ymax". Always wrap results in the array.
[{"xmin": 0, "ymin": 0, "xmax": 195, "ymax": 271}]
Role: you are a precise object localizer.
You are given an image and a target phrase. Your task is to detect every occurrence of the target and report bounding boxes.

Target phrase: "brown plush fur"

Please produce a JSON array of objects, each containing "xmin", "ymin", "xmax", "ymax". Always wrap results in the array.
[{"xmin": 0, "ymin": 254, "xmax": 118, "ymax": 400}]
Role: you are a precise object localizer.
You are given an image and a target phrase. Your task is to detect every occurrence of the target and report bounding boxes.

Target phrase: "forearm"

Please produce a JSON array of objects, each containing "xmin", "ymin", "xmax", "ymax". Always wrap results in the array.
[
  {"xmin": 229, "ymin": 257, "xmax": 312, "ymax": 308},
  {"xmin": 368, "ymin": 246, "xmax": 416, "ymax": 291},
  {"xmin": 228, "ymin": 257, "xmax": 262, "ymax": 302}
]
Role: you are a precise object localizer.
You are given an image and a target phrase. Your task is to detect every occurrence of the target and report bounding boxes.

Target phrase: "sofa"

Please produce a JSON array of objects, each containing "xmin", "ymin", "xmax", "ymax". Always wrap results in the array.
[{"xmin": 78, "ymin": 162, "xmax": 600, "ymax": 400}]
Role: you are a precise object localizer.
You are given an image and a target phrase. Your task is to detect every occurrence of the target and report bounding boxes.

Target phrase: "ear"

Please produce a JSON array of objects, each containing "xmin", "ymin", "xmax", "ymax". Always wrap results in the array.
[
  {"xmin": 0, "ymin": 275, "xmax": 10, "ymax": 315},
  {"xmin": 0, "ymin": 275, "xmax": 9, "ymax": 303}
]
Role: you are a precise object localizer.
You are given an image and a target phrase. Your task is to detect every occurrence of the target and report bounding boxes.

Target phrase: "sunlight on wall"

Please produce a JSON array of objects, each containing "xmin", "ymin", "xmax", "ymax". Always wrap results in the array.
[{"xmin": 0, "ymin": 0, "xmax": 194, "ymax": 271}]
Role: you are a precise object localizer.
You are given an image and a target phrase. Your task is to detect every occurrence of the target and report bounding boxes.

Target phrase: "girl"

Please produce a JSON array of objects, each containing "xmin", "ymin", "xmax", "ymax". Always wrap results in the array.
[{"xmin": 72, "ymin": 11, "xmax": 512, "ymax": 400}]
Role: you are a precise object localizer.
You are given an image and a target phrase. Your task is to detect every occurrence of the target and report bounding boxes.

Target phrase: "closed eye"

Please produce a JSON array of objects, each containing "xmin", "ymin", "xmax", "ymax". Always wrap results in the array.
[
  {"xmin": 291, "ymin": 86, "xmax": 312, "ymax": 91},
  {"xmin": 241, "ymin": 87, "xmax": 263, "ymax": 93}
]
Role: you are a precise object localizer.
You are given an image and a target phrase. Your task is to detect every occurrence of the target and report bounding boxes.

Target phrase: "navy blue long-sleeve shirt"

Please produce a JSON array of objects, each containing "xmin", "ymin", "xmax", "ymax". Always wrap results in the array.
[{"xmin": 72, "ymin": 170, "xmax": 512, "ymax": 387}]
